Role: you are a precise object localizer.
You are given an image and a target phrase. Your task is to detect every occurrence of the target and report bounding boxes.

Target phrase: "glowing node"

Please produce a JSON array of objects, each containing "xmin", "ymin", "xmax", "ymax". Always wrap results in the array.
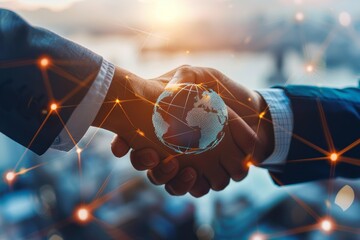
[
  {"xmin": 50, "ymin": 103, "xmax": 58, "ymax": 111},
  {"xmin": 39, "ymin": 57, "xmax": 50, "ymax": 68},
  {"xmin": 186, "ymin": 50, "xmax": 190, "ymax": 54},
  {"xmin": 259, "ymin": 112, "xmax": 265, "ymax": 119},
  {"xmin": 246, "ymin": 161, "xmax": 253, "ymax": 168},
  {"xmin": 330, "ymin": 153, "xmax": 338, "ymax": 162},
  {"xmin": 248, "ymin": 98, "xmax": 252, "ymax": 102},
  {"xmin": 75, "ymin": 207, "xmax": 91, "ymax": 223},
  {"xmin": 125, "ymin": 75, "xmax": 129, "ymax": 79},
  {"xmin": 306, "ymin": 64, "xmax": 314, "ymax": 73},
  {"xmin": 76, "ymin": 148, "xmax": 83, "ymax": 154},
  {"xmin": 339, "ymin": 12, "xmax": 351, "ymax": 27},
  {"xmin": 115, "ymin": 99, "xmax": 121, "ymax": 104},
  {"xmin": 136, "ymin": 129, "xmax": 145, "ymax": 137},
  {"xmin": 320, "ymin": 219, "xmax": 333, "ymax": 233},
  {"xmin": 295, "ymin": 12, "xmax": 304, "ymax": 22},
  {"xmin": 5, "ymin": 171, "xmax": 16, "ymax": 184},
  {"xmin": 250, "ymin": 233, "xmax": 266, "ymax": 240}
]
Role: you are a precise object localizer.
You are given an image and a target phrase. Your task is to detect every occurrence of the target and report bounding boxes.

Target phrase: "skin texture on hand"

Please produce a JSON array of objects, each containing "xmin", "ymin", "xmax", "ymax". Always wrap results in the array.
[
  {"xmin": 93, "ymin": 66, "xmax": 274, "ymax": 197},
  {"xmin": 93, "ymin": 67, "xmax": 194, "ymax": 193}
]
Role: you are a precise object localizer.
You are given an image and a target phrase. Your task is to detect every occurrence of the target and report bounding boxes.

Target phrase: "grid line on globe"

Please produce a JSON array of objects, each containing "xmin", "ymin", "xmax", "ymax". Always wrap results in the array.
[{"xmin": 152, "ymin": 83, "xmax": 228, "ymax": 154}]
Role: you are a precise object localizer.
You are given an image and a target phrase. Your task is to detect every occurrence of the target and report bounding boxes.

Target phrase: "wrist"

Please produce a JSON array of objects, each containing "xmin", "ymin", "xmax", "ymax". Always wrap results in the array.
[
  {"xmin": 92, "ymin": 67, "xmax": 140, "ymax": 132},
  {"xmin": 254, "ymin": 91, "xmax": 275, "ymax": 163}
]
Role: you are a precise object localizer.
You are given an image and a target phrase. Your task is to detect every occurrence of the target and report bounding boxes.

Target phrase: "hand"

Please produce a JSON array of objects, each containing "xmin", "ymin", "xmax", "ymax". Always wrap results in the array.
[
  {"xmin": 98, "ymin": 66, "xmax": 274, "ymax": 197},
  {"xmin": 165, "ymin": 66, "xmax": 274, "ymax": 197},
  {"xmin": 94, "ymin": 67, "xmax": 193, "ymax": 192}
]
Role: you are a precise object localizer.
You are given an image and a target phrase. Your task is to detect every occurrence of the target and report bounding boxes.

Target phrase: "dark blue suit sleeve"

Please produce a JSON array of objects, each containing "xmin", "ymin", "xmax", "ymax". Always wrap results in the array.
[
  {"xmin": 269, "ymin": 85, "xmax": 360, "ymax": 185},
  {"xmin": 0, "ymin": 9, "xmax": 103, "ymax": 155}
]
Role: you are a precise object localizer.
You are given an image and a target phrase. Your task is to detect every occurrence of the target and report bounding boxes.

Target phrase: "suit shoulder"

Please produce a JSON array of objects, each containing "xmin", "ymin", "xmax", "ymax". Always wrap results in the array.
[{"xmin": 0, "ymin": 9, "xmax": 30, "ymax": 42}]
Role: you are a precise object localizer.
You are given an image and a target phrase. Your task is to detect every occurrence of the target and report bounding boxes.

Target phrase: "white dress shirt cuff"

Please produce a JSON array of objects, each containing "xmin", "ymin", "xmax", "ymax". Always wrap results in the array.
[
  {"xmin": 51, "ymin": 59, "xmax": 115, "ymax": 151},
  {"xmin": 256, "ymin": 89, "xmax": 293, "ymax": 168}
]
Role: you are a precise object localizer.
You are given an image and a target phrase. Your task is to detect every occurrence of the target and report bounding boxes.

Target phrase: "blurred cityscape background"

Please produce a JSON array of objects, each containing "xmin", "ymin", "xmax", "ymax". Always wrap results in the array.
[{"xmin": 1, "ymin": 0, "xmax": 360, "ymax": 239}]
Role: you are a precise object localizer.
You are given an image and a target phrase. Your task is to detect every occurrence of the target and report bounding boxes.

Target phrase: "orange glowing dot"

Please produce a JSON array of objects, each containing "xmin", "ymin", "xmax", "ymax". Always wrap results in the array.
[
  {"xmin": 115, "ymin": 99, "xmax": 120, "ymax": 103},
  {"xmin": 75, "ymin": 207, "xmax": 91, "ymax": 223},
  {"xmin": 125, "ymin": 75, "xmax": 129, "ymax": 79},
  {"xmin": 186, "ymin": 50, "xmax": 190, "ymax": 54},
  {"xmin": 246, "ymin": 161, "xmax": 253, "ymax": 168},
  {"xmin": 39, "ymin": 57, "xmax": 50, "ymax": 68},
  {"xmin": 5, "ymin": 171, "xmax": 16, "ymax": 183},
  {"xmin": 76, "ymin": 148, "xmax": 82, "ymax": 154},
  {"xmin": 248, "ymin": 98, "xmax": 252, "ymax": 102},
  {"xmin": 320, "ymin": 219, "xmax": 333, "ymax": 232},
  {"xmin": 136, "ymin": 129, "xmax": 145, "ymax": 137},
  {"xmin": 295, "ymin": 12, "xmax": 304, "ymax": 22},
  {"xmin": 330, "ymin": 153, "xmax": 338, "ymax": 162},
  {"xmin": 250, "ymin": 233, "xmax": 266, "ymax": 240},
  {"xmin": 306, "ymin": 64, "xmax": 314, "ymax": 73},
  {"xmin": 259, "ymin": 112, "xmax": 265, "ymax": 119},
  {"xmin": 50, "ymin": 103, "xmax": 58, "ymax": 111}
]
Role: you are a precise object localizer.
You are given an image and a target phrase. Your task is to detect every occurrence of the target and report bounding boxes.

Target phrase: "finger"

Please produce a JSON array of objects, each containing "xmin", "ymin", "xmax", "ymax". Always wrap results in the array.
[
  {"xmin": 201, "ymin": 68, "xmax": 258, "ymax": 115},
  {"xmin": 165, "ymin": 168, "xmax": 196, "ymax": 196},
  {"xmin": 189, "ymin": 175, "xmax": 211, "ymax": 198},
  {"xmin": 203, "ymin": 164, "xmax": 230, "ymax": 191},
  {"xmin": 151, "ymin": 65, "xmax": 190, "ymax": 83},
  {"xmin": 130, "ymin": 148, "xmax": 160, "ymax": 171},
  {"xmin": 147, "ymin": 157, "xmax": 179, "ymax": 185},
  {"xmin": 220, "ymin": 146, "xmax": 248, "ymax": 182},
  {"xmin": 228, "ymin": 108, "xmax": 261, "ymax": 156},
  {"xmin": 167, "ymin": 66, "xmax": 257, "ymax": 117},
  {"xmin": 165, "ymin": 65, "xmax": 197, "ymax": 88},
  {"xmin": 111, "ymin": 135, "xmax": 130, "ymax": 158}
]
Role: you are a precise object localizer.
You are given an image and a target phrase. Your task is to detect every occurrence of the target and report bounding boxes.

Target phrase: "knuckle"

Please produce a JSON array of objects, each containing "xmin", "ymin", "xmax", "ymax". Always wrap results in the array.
[
  {"xmin": 176, "ymin": 66, "xmax": 196, "ymax": 78},
  {"xmin": 211, "ymin": 177, "xmax": 230, "ymax": 191},
  {"xmin": 165, "ymin": 185, "xmax": 177, "ymax": 196},
  {"xmin": 232, "ymin": 172, "xmax": 248, "ymax": 182},
  {"xmin": 178, "ymin": 65, "xmax": 192, "ymax": 72},
  {"xmin": 205, "ymin": 67, "xmax": 223, "ymax": 79},
  {"xmin": 190, "ymin": 187, "xmax": 210, "ymax": 198},
  {"xmin": 130, "ymin": 158, "xmax": 144, "ymax": 171},
  {"xmin": 147, "ymin": 171, "xmax": 162, "ymax": 185}
]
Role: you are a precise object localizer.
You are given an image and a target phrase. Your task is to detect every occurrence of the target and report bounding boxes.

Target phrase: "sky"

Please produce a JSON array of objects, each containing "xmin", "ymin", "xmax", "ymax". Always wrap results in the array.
[{"xmin": 2, "ymin": 0, "xmax": 360, "ymax": 35}]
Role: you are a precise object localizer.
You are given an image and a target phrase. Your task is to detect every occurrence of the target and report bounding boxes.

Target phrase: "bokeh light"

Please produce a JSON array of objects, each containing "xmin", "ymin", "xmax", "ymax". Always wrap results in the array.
[
  {"xmin": 4, "ymin": 171, "xmax": 16, "ymax": 184},
  {"xmin": 339, "ymin": 12, "xmax": 351, "ymax": 27},
  {"xmin": 320, "ymin": 218, "xmax": 333, "ymax": 233}
]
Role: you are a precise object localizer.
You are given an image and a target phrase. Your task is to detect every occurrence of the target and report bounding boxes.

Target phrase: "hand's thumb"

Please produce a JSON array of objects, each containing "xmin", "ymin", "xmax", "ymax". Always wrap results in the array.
[{"xmin": 165, "ymin": 66, "xmax": 196, "ymax": 90}]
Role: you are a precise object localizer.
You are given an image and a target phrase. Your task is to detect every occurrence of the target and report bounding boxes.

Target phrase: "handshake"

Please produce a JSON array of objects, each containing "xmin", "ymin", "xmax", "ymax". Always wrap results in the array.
[
  {"xmin": 93, "ymin": 65, "xmax": 275, "ymax": 197},
  {"xmin": 6, "ymin": 9, "xmax": 357, "ymax": 196}
]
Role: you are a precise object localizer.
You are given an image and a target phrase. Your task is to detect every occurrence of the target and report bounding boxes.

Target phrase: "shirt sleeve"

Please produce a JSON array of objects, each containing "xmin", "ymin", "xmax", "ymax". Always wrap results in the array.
[
  {"xmin": 50, "ymin": 59, "xmax": 115, "ymax": 151},
  {"xmin": 256, "ymin": 89, "xmax": 294, "ymax": 170}
]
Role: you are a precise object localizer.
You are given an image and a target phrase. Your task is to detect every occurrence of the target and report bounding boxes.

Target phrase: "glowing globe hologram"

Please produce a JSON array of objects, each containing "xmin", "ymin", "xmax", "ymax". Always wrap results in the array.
[{"xmin": 152, "ymin": 83, "xmax": 228, "ymax": 154}]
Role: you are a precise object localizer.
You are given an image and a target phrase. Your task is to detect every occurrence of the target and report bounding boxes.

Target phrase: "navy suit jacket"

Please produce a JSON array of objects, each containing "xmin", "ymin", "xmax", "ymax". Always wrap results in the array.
[
  {"xmin": 270, "ymin": 86, "xmax": 360, "ymax": 185},
  {"xmin": 0, "ymin": 9, "xmax": 102, "ymax": 155}
]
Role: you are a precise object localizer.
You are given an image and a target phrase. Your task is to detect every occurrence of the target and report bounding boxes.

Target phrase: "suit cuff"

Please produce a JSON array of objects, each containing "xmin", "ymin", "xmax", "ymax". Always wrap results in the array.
[
  {"xmin": 51, "ymin": 59, "xmax": 115, "ymax": 151},
  {"xmin": 256, "ymin": 89, "xmax": 293, "ymax": 171}
]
